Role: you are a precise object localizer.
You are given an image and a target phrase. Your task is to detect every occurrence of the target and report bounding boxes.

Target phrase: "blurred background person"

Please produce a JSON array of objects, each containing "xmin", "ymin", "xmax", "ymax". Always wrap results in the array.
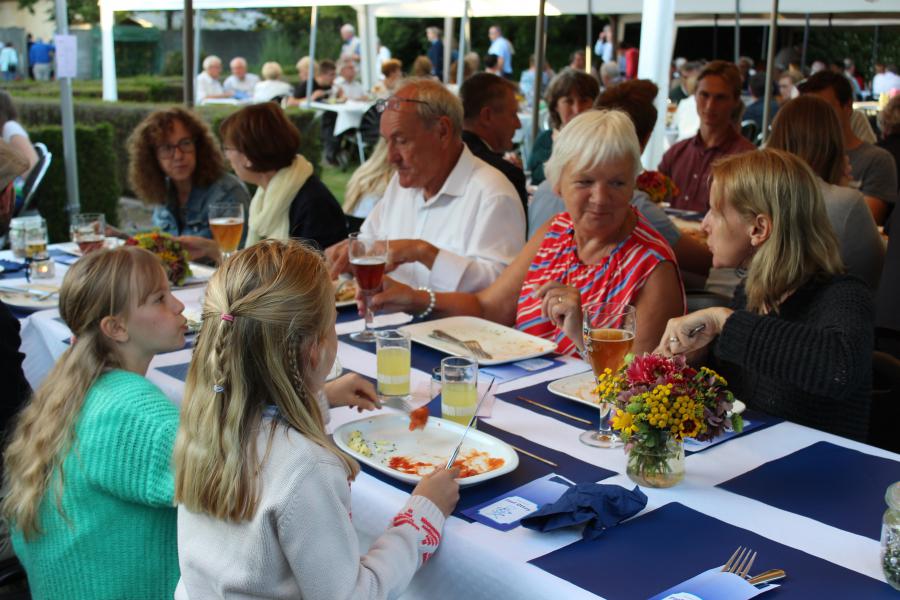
[
  {"xmin": 877, "ymin": 95, "xmax": 900, "ymax": 203},
  {"xmin": 253, "ymin": 61, "xmax": 294, "ymax": 103},
  {"xmin": 519, "ymin": 54, "xmax": 552, "ymax": 108},
  {"xmin": 426, "ymin": 26, "xmax": 444, "ymax": 81},
  {"xmin": 487, "ymin": 25, "xmax": 514, "ymax": 79},
  {"xmin": 343, "ymin": 139, "xmax": 394, "ymax": 224},
  {"xmin": 372, "ymin": 59, "xmax": 403, "ymax": 98},
  {"xmin": 339, "ymin": 24, "xmax": 361, "ymax": 64},
  {"xmin": 0, "ymin": 90, "xmax": 38, "ymax": 178},
  {"xmin": 411, "ymin": 56, "xmax": 435, "ymax": 79},
  {"xmin": 483, "ymin": 54, "xmax": 502, "ymax": 76},
  {"xmin": 334, "ymin": 59, "xmax": 366, "ymax": 100},
  {"xmin": 223, "ymin": 57, "xmax": 259, "ymax": 101},
  {"xmin": 196, "ymin": 55, "xmax": 233, "ymax": 104},
  {"xmin": 599, "ymin": 61, "xmax": 621, "ymax": 91}
]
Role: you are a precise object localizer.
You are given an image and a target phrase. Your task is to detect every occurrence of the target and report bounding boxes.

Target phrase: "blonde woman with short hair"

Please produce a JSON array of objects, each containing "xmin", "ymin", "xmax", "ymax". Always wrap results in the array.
[
  {"xmin": 173, "ymin": 240, "xmax": 459, "ymax": 599},
  {"xmin": 657, "ymin": 148, "xmax": 874, "ymax": 441},
  {"xmin": 252, "ymin": 61, "xmax": 293, "ymax": 103},
  {"xmin": 2, "ymin": 246, "xmax": 187, "ymax": 598}
]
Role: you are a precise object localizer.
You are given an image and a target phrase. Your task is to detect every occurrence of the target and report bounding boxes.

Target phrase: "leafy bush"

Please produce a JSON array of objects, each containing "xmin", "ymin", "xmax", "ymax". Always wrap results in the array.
[
  {"xmin": 27, "ymin": 123, "xmax": 121, "ymax": 243},
  {"xmin": 16, "ymin": 98, "xmax": 322, "ymax": 201},
  {"xmin": 162, "ymin": 51, "xmax": 184, "ymax": 76}
]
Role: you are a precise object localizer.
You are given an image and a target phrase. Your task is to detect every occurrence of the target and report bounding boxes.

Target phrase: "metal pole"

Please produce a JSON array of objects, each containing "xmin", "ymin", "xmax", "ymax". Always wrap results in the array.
[
  {"xmin": 183, "ymin": 0, "xmax": 194, "ymax": 107},
  {"xmin": 55, "ymin": 0, "xmax": 80, "ymax": 215},
  {"xmin": 713, "ymin": 14, "xmax": 718, "ymax": 60},
  {"xmin": 193, "ymin": 9, "xmax": 201, "ymax": 84},
  {"xmin": 306, "ymin": 6, "xmax": 318, "ymax": 108},
  {"xmin": 100, "ymin": 0, "xmax": 117, "ymax": 101},
  {"xmin": 872, "ymin": 25, "xmax": 880, "ymax": 74},
  {"xmin": 734, "ymin": 0, "xmax": 740, "ymax": 64},
  {"xmin": 585, "ymin": 0, "xmax": 592, "ymax": 74},
  {"xmin": 531, "ymin": 0, "xmax": 546, "ymax": 143},
  {"xmin": 761, "ymin": 0, "xmax": 779, "ymax": 145},
  {"xmin": 761, "ymin": 23, "xmax": 768, "ymax": 62},
  {"xmin": 443, "ymin": 16, "xmax": 453, "ymax": 84},
  {"xmin": 456, "ymin": 0, "xmax": 469, "ymax": 87},
  {"xmin": 801, "ymin": 12, "xmax": 809, "ymax": 72},
  {"xmin": 357, "ymin": 6, "xmax": 371, "ymax": 91}
]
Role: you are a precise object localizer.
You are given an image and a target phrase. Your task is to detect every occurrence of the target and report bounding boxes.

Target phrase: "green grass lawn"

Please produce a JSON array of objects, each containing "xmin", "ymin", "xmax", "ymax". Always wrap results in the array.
[{"xmin": 320, "ymin": 163, "xmax": 354, "ymax": 207}]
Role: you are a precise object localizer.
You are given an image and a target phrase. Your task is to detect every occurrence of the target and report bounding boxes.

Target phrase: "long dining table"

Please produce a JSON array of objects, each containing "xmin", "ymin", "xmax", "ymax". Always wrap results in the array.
[{"xmin": 7, "ymin": 248, "xmax": 900, "ymax": 599}]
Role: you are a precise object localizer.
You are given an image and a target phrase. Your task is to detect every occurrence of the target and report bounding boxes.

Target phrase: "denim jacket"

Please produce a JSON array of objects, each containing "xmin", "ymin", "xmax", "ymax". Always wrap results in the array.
[{"xmin": 151, "ymin": 173, "xmax": 250, "ymax": 240}]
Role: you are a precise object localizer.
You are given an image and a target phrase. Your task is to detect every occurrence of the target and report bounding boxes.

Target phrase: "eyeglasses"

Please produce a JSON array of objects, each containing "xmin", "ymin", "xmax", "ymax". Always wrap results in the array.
[
  {"xmin": 375, "ymin": 96, "xmax": 431, "ymax": 114},
  {"xmin": 157, "ymin": 138, "xmax": 196, "ymax": 160}
]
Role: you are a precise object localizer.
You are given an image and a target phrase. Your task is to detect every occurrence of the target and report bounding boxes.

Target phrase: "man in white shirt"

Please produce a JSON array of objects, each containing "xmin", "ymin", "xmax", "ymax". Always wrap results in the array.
[
  {"xmin": 223, "ymin": 57, "xmax": 259, "ymax": 100},
  {"xmin": 487, "ymin": 26, "xmax": 514, "ymax": 79},
  {"xmin": 340, "ymin": 24, "xmax": 361, "ymax": 64},
  {"xmin": 195, "ymin": 55, "xmax": 233, "ymax": 104},
  {"xmin": 326, "ymin": 79, "xmax": 525, "ymax": 296},
  {"xmin": 873, "ymin": 63, "xmax": 900, "ymax": 96},
  {"xmin": 334, "ymin": 60, "xmax": 366, "ymax": 100}
]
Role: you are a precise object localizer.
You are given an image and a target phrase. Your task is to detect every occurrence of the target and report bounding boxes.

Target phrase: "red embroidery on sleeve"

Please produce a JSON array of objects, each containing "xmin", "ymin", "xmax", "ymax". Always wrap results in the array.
[
  {"xmin": 420, "ymin": 516, "xmax": 441, "ymax": 548},
  {"xmin": 391, "ymin": 508, "xmax": 419, "ymax": 530}
]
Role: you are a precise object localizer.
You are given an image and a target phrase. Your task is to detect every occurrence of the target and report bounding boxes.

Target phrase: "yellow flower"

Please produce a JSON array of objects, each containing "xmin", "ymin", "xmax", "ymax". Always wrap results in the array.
[{"xmin": 611, "ymin": 409, "xmax": 638, "ymax": 435}]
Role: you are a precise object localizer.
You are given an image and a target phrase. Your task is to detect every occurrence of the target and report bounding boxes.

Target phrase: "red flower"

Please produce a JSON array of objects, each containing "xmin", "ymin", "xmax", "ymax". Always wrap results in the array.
[{"xmin": 625, "ymin": 353, "xmax": 682, "ymax": 386}]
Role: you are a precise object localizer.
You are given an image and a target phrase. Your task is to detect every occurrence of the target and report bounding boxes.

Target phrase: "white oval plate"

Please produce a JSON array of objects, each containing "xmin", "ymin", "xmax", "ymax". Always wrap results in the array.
[
  {"xmin": 0, "ymin": 285, "xmax": 59, "ymax": 311},
  {"xmin": 333, "ymin": 413, "xmax": 518, "ymax": 487}
]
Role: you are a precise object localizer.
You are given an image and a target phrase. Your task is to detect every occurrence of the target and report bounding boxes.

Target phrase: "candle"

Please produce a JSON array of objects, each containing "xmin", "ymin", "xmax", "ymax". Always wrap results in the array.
[{"xmin": 33, "ymin": 258, "xmax": 55, "ymax": 279}]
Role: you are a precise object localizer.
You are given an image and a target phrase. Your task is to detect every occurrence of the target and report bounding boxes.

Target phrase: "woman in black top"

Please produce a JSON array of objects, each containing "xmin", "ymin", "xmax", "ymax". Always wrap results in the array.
[{"xmin": 657, "ymin": 149, "xmax": 873, "ymax": 441}]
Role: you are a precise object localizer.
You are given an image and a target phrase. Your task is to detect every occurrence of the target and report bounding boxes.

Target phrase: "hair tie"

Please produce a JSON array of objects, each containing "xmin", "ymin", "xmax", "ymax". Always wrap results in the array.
[
  {"xmin": 213, "ymin": 384, "xmax": 225, "ymax": 393},
  {"xmin": 221, "ymin": 313, "xmax": 234, "ymax": 322}
]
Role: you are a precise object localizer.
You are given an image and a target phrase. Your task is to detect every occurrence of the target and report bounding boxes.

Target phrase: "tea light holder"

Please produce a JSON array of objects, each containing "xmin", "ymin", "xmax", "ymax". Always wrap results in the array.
[{"xmin": 32, "ymin": 258, "xmax": 55, "ymax": 279}]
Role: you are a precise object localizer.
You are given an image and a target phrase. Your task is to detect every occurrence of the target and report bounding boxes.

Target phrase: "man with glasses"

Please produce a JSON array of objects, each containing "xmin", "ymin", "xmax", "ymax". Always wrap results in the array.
[{"xmin": 326, "ymin": 79, "xmax": 525, "ymax": 298}]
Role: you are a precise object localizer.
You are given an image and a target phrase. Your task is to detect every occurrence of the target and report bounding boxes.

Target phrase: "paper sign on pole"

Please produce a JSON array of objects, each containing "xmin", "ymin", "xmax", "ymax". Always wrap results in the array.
[{"xmin": 53, "ymin": 34, "xmax": 77, "ymax": 79}]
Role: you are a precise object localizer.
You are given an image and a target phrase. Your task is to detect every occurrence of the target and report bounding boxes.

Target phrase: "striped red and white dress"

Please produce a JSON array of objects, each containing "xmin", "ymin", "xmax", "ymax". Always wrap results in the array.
[{"xmin": 515, "ymin": 209, "xmax": 681, "ymax": 356}]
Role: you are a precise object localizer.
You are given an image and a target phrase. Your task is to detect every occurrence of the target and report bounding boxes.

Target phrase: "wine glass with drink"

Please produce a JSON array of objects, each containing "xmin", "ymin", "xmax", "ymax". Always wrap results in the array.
[
  {"xmin": 70, "ymin": 213, "xmax": 107, "ymax": 255},
  {"xmin": 580, "ymin": 302, "xmax": 636, "ymax": 448},
  {"xmin": 208, "ymin": 203, "xmax": 244, "ymax": 260},
  {"xmin": 348, "ymin": 233, "xmax": 388, "ymax": 342}
]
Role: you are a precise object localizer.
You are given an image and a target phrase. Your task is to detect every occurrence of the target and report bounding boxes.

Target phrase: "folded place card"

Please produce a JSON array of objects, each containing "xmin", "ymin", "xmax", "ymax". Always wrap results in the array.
[
  {"xmin": 461, "ymin": 473, "xmax": 575, "ymax": 531},
  {"xmin": 480, "ymin": 358, "xmax": 565, "ymax": 383},
  {"xmin": 648, "ymin": 568, "xmax": 776, "ymax": 600}
]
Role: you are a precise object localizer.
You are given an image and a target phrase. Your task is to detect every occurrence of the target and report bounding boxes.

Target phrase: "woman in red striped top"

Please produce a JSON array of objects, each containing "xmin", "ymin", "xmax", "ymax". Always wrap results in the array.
[{"xmin": 370, "ymin": 110, "xmax": 685, "ymax": 355}]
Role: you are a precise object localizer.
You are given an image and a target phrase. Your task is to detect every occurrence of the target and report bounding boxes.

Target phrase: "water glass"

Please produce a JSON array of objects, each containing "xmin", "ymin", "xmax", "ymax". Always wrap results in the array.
[
  {"xmin": 70, "ymin": 213, "xmax": 106, "ymax": 254},
  {"xmin": 430, "ymin": 367, "xmax": 442, "ymax": 400},
  {"xmin": 580, "ymin": 302, "xmax": 636, "ymax": 448},
  {"xmin": 441, "ymin": 356, "xmax": 478, "ymax": 426},
  {"xmin": 208, "ymin": 202, "xmax": 244, "ymax": 259},
  {"xmin": 375, "ymin": 329, "xmax": 411, "ymax": 400}
]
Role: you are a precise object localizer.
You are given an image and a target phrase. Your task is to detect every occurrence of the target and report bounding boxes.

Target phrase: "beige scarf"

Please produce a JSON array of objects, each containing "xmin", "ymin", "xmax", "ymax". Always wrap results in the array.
[{"xmin": 246, "ymin": 154, "xmax": 314, "ymax": 245}]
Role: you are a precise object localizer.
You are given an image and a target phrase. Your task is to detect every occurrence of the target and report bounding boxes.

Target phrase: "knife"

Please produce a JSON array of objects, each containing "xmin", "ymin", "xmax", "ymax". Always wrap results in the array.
[{"xmin": 445, "ymin": 377, "xmax": 496, "ymax": 469}]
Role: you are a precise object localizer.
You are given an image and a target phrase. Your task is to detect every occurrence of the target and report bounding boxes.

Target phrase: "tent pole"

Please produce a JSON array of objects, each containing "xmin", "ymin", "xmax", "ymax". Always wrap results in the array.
[
  {"xmin": 55, "ymin": 0, "xmax": 80, "ymax": 215},
  {"xmin": 761, "ymin": 23, "xmax": 768, "ymax": 61},
  {"xmin": 734, "ymin": 0, "xmax": 740, "ymax": 63},
  {"xmin": 761, "ymin": 0, "xmax": 779, "ymax": 145},
  {"xmin": 183, "ymin": 0, "xmax": 194, "ymax": 107},
  {"xmin": 443, "ymin": 16, "xmax": 453, "ymax": 84},
  {"xmin": 456, "ymin": 0, "xmax": 468, "ymax": 87},
  {"xmin": 193, "ymin": 9, "xmax": 201, "ymax": 83},
  {"xmin": 585, "ymin": 0, "xmax": 592, "ymax": 74},
  {"xmin": 356, "ymin": 6, "xmax": 371, "ymax": 91},
  {"xmin": 368, "ymin": 8, "xmax": 379, "ymax": 89},
  {"xmin": 713, "ymin": 14, "xmax": 718, "ymax": 60},
  {"xmin": 871, "ymin": 25, "xmax": 879, "ymax": 73},
  {"xmin": 801, "ymin": 12, "xmax": 809, "ymax": 72},
  {"xmin": 100, "ymin": 0, "xmax": 117, "ymax": 101},
  {"xmin": 306, "ymin": 6, "xmax": 317, "ymax": 109},
  {"xmin": 638, "ymin": 0, "xmax": 676, "ymax": 170},
  {"xmin": 531, "ymin": 0, "xmax": 546, "ymax": 144}
]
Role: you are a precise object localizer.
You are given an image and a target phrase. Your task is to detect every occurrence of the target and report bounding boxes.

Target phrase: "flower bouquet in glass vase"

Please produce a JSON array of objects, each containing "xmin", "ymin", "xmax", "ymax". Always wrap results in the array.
[{"xmin": 596, "ymin": 353, "xmax": 741, "ymax": 488}]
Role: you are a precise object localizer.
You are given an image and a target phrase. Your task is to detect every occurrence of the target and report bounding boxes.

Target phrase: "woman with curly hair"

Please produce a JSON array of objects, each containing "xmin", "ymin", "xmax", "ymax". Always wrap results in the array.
[{"xmin": 127, "ymin": 107, "xmax": 250, "ymax": 251}]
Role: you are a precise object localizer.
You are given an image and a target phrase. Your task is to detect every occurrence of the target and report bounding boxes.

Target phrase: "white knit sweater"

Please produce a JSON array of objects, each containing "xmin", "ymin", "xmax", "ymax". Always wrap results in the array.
[{"xmin": 175, "ymin": 416, "xmax": 446, "ymax": 600}]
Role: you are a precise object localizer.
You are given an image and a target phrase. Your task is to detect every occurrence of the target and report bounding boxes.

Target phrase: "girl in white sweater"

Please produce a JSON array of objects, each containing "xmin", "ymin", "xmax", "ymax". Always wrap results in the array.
[{"xmin": 173, "ymin": 239, "xmax": 459, "ymax": 599}]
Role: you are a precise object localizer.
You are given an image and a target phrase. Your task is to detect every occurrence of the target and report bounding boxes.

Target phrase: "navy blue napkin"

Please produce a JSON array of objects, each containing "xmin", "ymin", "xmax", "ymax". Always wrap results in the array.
[
  {"xmin": 521, "ymin": 483, "xmax": 647, "ymax": 540},
  {"xmin": 718, "ymin": 441, "xmax": 900, "ymax": 540},
  {"xmin": 529, "ymin": 502, "xmax": 898, "ymax": 599},
  {"xmin": 0, "ymin": 259, "xmax": 25, "ymax": 274}
]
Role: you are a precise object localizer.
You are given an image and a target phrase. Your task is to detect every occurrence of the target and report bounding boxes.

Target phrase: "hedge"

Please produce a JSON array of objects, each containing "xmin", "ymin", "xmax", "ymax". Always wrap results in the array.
[
  {"xmin": 16, "ymin": 98, "xmax": 322, "ymax": 200},
  {"xmin": 5, "ymin": 77, "xmax": 185, "ymax": 103},
  {"xmin": 28, "ymin": 123, "xmax": 121, "ymax": 243}
]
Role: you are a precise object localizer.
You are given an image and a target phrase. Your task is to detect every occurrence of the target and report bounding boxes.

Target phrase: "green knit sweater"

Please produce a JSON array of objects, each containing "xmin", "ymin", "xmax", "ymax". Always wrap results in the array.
[{"xmin": 11, "ymin": 369, "xmax": 180, "ymax": 600}]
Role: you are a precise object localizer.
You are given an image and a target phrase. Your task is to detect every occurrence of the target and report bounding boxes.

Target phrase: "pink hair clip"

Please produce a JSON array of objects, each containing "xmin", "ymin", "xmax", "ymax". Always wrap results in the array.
[{"xmin": 221, "ymin": 313, "xmax": 234, "ymax": 322}]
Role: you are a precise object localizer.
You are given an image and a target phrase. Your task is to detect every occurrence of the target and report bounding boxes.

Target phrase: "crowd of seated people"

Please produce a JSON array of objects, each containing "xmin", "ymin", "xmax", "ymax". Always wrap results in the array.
[{"xmin": 3, "ymin": 48, "xmax": 900, "ymax": 598}]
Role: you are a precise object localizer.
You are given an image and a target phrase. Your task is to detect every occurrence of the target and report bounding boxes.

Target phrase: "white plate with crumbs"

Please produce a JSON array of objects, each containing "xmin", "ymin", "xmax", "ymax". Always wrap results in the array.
[
  {"xmin": 398, "ymin": 316, "xmax": 557, "ymax": 365},
  {"xmin": 333, "ymin": 414, "xmax": 518, "ymax": 486}
]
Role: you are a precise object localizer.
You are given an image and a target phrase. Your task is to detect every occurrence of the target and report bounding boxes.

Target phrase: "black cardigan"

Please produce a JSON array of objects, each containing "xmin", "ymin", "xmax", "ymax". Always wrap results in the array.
[
  {"xmin": 287, "ymin": 175, "xmax": 348, "ymax": 251},
  {"xmin": 712, "ymin": 275, "xmax": 874, "ymax": 441}
]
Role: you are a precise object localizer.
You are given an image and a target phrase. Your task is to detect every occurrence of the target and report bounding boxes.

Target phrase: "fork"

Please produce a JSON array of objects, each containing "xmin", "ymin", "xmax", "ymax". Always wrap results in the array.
[
  {"xmin": 722, "ymin": 546, "xmax": 758, "ymax": 579},
  {"xmin": 379, "ymin": 395, "xmax": 414, "ymax": 413},
  {"xmin": 430, "ymin": 329, "xmax": 493, "ymax": 360}
]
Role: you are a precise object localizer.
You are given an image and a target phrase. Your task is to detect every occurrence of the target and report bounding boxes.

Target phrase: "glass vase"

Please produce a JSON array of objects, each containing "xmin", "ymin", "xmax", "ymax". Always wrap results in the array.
[{"xmin": 626, "ymin": 433, "xmax": 685, "ymax": 488}]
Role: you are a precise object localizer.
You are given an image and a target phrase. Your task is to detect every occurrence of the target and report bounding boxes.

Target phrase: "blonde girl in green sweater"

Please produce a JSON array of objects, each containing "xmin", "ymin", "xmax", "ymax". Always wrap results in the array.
[
  {"xmin": 174, "ymin": 239, "xmax": 459, "ymax": 599},
  {"xmin": 2, "ymin": 246, "xmax": 188, "ymax": 599}
]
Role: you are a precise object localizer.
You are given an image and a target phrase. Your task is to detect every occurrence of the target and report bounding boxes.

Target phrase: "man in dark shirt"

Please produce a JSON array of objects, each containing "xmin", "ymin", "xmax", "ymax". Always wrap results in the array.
[
  {"xmin": 743, "ymin": 72, "xmax": 779, "ymax": 132},
  {"xmin": 459, "ymin": 73, "xmax": 528, "ymax": 224},
  {"xmin": 658, "ymin": 60, "xmax": 756, "ymax": 213},
  {"xmin": 288, "ymin": 60, "xmax": 341, "ymax": 164},
  {"xmin": 426, "ymin": 27, "xmax": 444, "ymax": 81}
]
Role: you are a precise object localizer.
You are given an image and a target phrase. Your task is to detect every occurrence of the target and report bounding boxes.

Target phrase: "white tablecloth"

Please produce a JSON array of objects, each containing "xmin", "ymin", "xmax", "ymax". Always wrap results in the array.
[
  {"xmin": 9, "ymin": 248, "xmax": 897, "ymax": 599},
  {"xmin": 308, "ymin": 100, "xmax": 374, "ymax": 136}
]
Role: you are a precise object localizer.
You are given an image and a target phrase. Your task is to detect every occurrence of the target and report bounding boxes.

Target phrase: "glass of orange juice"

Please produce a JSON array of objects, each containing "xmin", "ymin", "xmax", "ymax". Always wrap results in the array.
[
  {"xmin": 580, "ymin": 303, "xmax": 636, "ymax": 448},
  {"xmin": 440, "ymin": 356, "xmax": 478, "ymax": 426},
  {"xmin": 375, "ymin": 329, "xmax": 411, "ymax": 401},
  {"xmin": 208, "ymin": 202, "xmax": 244, "ymax": 260}
]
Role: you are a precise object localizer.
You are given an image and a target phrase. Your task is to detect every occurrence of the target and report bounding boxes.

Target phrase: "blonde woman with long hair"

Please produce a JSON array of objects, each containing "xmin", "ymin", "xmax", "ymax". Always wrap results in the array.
[
  {"xmin": 657, "ymin": 149, "xmax": 873, "ymax": 441},
  {"xmin": 173, "ymin": 240, "xmax": 459, "ymax": 599},
  {"xmin": 343, "ymin": 138, "xmax": 393, "ymax": 219},
  {"xmin": 2, "ymin": 246, "xmax": 187, "ymax": 599}
]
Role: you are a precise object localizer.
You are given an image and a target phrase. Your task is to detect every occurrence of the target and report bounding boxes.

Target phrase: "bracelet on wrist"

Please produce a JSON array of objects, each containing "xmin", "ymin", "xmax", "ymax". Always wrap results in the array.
[{"xmin": 416, "ymin": 286, "xmax": 436, "ymax": 320}]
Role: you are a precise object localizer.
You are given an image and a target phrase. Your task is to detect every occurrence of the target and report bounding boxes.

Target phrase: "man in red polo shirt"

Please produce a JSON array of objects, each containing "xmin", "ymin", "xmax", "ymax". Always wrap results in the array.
[{"xmin": 659, "ymin": 60, "xmax": 756, "ymax": 213}]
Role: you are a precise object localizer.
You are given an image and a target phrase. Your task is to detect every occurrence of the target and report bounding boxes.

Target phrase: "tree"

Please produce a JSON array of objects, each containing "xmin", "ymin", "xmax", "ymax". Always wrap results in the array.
[{"xmin": 18, "ymin": 0, "xmax": 101, "ymax": 25}]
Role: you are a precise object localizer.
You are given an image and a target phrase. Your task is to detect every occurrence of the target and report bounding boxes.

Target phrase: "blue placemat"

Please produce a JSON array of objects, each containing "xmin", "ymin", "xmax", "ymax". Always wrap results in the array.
[
  {"xmin": 0, "ymin": 259, "xmax": 26, "ymax": 279},
  {"xmin": 156, "ymin": 362, "xmax": 190, "ymax": 382},
  {"xmin": 718, "ymin": 441, "xmax": 900, "ymax": 540},
  {"xmin": 350, "ymin": 382, "xmax": 615, "ymax": 520},
  {"xmin": 336, "ymin": 304, "xmax": 362, "ymax": 325},
  {"xmin": 529, "ymin": 502, "xmax": 897, "ymax": 599},
  {"xmin": 496, "ymin": 381, "xmax": 600, "ymax": 429},
  {"xmin": 49, "ymin": 249, "xmax": 79, "ymax": 265}
]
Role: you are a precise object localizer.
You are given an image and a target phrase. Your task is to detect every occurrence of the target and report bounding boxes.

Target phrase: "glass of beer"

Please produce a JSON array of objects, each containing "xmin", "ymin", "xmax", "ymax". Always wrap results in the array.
[
  {"xmin": 375, "ymin": 329, "xmax": 411, "ymax": 401},
  {"xmin": 441, "ymin": 356, "xmax": 478, "ymax": 426},
  {"xmin": 348, "ymin": 233, "xmax": 388, "ymax": 342},
  {"xmin": 208, "ymin": 202, "xmax": 244, "ymax": 260},
  {"xmin": 580, "ymin": 302, "xmax": 636, "ymax": 448},
  {"xmin": 70, "ymin": 213, "xmax": 106, "ymax": 254}
]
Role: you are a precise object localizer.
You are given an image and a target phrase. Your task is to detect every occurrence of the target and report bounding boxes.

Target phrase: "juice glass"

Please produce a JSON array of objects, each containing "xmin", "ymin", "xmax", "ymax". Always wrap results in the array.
[
  {"xmin": 441, "ymin": 356, "xmax": 478, "ymax": 426},
  {"xmin": 375, "ymin": 330, "xmax": 411, "ymax": 400},
  {"xmin": 580, "ymin": 303, "xmax": 636, "ymax": 448}
]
